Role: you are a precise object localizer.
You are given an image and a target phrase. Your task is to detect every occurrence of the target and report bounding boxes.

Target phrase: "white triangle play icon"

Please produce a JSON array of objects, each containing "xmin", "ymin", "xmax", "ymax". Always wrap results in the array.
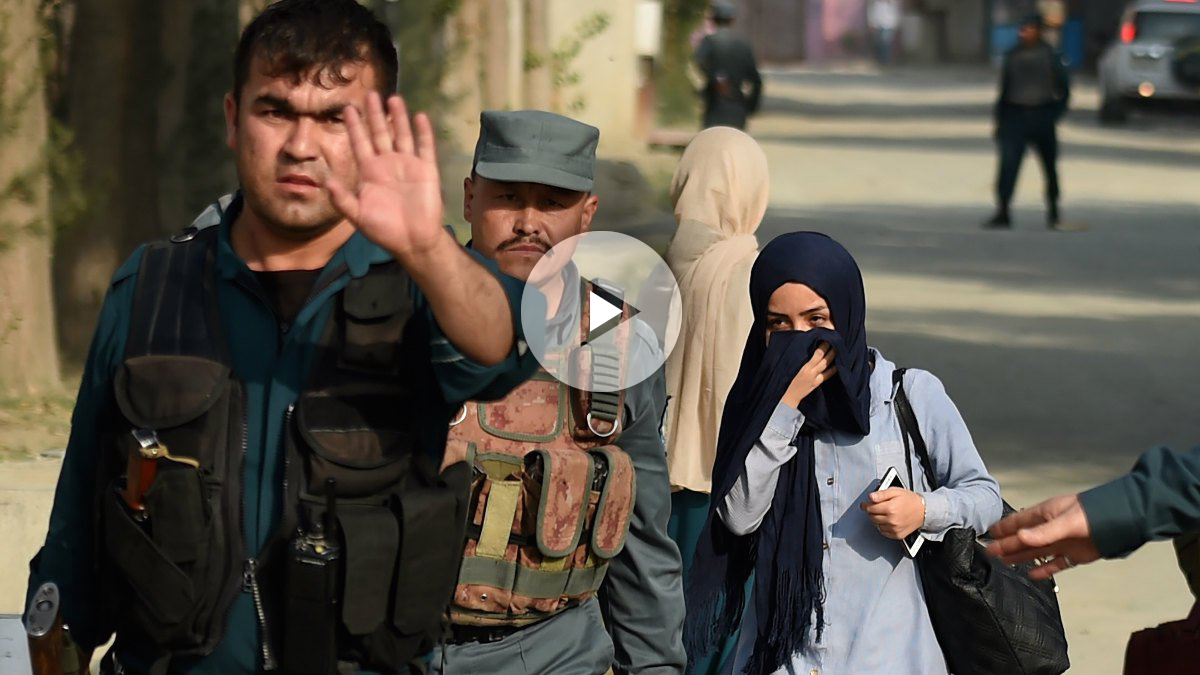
[{"xmin": 590, "ymin": 288, "xmax": 623, "ymax": 332}]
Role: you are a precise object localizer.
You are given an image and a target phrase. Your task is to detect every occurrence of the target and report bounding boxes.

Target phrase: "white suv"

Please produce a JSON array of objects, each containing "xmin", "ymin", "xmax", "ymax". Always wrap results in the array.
[{"xmin": 1098, "ymin": 0, "xmax": 1200, "ymax": 122}]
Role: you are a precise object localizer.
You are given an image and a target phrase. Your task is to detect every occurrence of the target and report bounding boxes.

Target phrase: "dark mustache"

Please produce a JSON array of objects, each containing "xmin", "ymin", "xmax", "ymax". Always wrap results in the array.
[{"xmin": 498, "ymin": 237, "xmax": 552, "ymax": 254}]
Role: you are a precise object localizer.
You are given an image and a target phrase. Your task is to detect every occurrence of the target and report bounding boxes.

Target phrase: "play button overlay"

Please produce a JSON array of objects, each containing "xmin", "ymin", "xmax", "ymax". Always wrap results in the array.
[
  {"xmin": 519, "ymin": 231, "xmax": 681, "ymax": 393},
  {"xmin": 587, "ymin": 282, "xmax": 635, "ymax": 342}
]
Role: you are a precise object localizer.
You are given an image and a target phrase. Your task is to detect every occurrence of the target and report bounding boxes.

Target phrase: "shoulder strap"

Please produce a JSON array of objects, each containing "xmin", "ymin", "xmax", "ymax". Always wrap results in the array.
[
  {"xmin": 125, "ymin": 226, "xmax": 228, "ymax": 364},
  {"xmin": 891, "ymin": 368, "xmax": 939, "ymax": 491},
  {"xmin": 574, "ymin": 280, "xmax": 632, "ymax": 438}
]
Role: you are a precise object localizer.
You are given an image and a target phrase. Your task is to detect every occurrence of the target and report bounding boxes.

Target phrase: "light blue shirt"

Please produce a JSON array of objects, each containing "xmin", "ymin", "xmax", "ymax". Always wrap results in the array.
[{"xmin": 719, "ymin": 350, "xmax": 1002, "ymax": 675}]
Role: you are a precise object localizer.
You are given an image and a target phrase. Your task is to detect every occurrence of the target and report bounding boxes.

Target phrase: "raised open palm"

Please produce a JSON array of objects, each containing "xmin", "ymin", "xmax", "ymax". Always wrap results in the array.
[{"xmin": 326, "ymin": 92, "xmax": 444, "ymax": 258}]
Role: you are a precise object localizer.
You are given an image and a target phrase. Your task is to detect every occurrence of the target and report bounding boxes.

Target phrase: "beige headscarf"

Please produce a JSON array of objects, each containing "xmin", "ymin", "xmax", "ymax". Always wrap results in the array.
[{"xmin": 663, "ymin": 127, "xmax": 768, "ymax": 494}]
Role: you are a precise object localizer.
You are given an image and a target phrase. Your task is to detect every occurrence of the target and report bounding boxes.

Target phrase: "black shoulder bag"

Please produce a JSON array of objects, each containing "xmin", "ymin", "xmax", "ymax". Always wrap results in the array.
[{"xmin": 893, "ymin": 368, "xmax": 1070, "ymax": 675}]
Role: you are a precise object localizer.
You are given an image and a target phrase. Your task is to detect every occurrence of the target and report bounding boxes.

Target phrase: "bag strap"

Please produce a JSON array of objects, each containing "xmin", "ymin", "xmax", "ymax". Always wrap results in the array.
[{"xmin": 892, "ymin": 368, "xmax": 939, "ymax": 491}]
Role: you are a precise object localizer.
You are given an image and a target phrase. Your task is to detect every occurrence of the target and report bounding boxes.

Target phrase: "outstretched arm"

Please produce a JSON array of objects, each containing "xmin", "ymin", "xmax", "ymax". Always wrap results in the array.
[{"xmin": 989, "ymin": 445, "xmax": 1200, "ymax": 579}]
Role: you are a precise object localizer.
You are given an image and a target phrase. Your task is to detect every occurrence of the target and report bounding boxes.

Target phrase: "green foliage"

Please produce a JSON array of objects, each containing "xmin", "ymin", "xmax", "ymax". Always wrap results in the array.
[
  {"xmin": 524, "ymin": 11, "xmax": 611, "ymax": 115},
  {"xmin": 656, "ymin": 0, "xmax": 709, "ymax": 126}
]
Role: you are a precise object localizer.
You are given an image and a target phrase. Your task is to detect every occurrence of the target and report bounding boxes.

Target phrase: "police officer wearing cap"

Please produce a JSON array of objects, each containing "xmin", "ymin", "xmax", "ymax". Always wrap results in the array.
[
  {"xmin": 429, "ymin": 110, "xmax": 687, "ymax": 674},
  {"xmin": 694, "ymin": 2, "xmax": 763, "ymax": 130},
  {"xmin": 985, "ymin": 12, "xmax": 1071, "ymax": 229}
]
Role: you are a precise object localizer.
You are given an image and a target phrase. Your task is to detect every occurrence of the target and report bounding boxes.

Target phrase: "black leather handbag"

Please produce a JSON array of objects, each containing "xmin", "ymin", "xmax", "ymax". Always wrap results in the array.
[{"xmin": 893, "ymin": 369, "xmax": 1070, "ymax": 675}]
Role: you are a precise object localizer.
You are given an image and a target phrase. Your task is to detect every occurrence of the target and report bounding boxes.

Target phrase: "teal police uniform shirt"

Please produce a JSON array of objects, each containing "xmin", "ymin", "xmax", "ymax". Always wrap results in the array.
[
  {"xmin": 1079, "ymin": 445, "xmax": 1200, "ymax": 559},
  {"xmin": 26, "ymin": 194, "xmax": 539, "ymax": 674}
]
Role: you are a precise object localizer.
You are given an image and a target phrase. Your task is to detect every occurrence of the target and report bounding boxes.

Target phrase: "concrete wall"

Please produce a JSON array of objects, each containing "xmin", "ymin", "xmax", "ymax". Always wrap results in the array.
[
  {"xmin": 441, "ymin": 0, "xmax": 647, "ymax": 157},
  {"xmin": 546, "ymin": 0, "xmax": 641, "ymax": 155}
]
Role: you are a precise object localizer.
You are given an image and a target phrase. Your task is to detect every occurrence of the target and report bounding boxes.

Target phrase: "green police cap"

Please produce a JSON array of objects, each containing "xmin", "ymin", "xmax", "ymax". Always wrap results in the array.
[
  {"xmin": 472, "ymin": 110, "xmax": 600, "ymax": 192},
  {"xmin": 712, "ymin": 1, "xmax": 736, "ymax": 21}
]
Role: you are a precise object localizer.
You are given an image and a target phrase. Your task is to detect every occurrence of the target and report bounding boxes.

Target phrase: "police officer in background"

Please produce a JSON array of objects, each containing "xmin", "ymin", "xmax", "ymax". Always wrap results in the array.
[
  {"xmin": 431, "ymin": 111, "xmax": 686, "ymax": 674},
  {"xmin": 985, "ymin": 12, "xmax": 1070, "ymax": 230},
  {"xmin": 694, "ymin": 1, "xmax": 763, "ymax": 130},
  {"xmin": 25, "ymin": 1, "xmax": 536, "ymax": 673}
]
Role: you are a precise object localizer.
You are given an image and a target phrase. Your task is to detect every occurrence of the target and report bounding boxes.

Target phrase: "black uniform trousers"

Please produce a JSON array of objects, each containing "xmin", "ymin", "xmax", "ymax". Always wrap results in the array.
[{"xmin": 995, "ymin": 105, "xmax": 1061, "ymax": 209}]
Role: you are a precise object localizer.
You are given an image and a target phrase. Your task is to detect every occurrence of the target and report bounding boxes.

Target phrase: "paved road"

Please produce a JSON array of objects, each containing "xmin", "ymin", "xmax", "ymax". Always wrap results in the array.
[{"xmin": 751, "ymin": 65, "xmax": 1200, "ymax": 675}]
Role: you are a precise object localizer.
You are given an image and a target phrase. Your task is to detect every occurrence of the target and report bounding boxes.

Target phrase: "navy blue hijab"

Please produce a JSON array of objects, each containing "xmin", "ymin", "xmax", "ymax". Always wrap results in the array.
[{"xmin": 684, "ymin": 232, "xmax": 872, "ymax": 675}]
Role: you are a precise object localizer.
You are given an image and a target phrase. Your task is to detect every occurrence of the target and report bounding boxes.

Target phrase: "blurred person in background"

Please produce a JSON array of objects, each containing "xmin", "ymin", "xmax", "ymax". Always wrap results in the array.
[
  {"xmin": 985, "ymin": 12, "xmax": 1070, "ymax": 230},
  {"xmin": 867, "ymin": 0, "xmax": 903, "ymax": 66},
  {"xmin": 684, "ymin": 232, "xmax": 1002, "ymax": 675},
  {"xmin": 662, "ymin": 127, "xmax": 765, "ymax": 674},
  {"xmin": 694, "ymin": 1, "xmax": 763, "ymax": 130}
]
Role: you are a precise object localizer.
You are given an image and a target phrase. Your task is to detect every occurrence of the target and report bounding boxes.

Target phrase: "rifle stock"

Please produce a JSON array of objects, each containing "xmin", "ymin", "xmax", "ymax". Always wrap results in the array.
[{"xmin": 26, "ymin": 582, "xmax": 86, "ymax": 675}]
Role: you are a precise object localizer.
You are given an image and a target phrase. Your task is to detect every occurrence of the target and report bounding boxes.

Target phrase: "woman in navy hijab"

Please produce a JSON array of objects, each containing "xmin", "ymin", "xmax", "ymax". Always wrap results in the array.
[{"xmin": 684, "ymin": 232, "xmax": 1003, "ymax": 675}]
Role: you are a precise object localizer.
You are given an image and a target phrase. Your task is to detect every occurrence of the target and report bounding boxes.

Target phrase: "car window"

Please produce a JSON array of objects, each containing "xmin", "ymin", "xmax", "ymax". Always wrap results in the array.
[{"xmin": 1134, "ymin": 11, "xmax": 1200, "ymax": 41}]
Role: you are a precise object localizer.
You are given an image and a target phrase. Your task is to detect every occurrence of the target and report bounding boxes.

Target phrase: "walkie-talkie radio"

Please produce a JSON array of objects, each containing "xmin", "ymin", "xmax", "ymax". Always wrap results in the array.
[{"xmin": 283, "ymin": 478, "xmax": 341, "ymax": 675}]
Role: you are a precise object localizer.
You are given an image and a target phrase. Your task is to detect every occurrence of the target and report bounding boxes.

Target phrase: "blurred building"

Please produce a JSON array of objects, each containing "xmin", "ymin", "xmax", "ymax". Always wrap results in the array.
[
  {"xmin": 736, "ymin": 0, "xmax": 1127, "ymax": 70},
  {"xmin": 439, "ymin": 0, "xmax": 664, "ymax": 155}
]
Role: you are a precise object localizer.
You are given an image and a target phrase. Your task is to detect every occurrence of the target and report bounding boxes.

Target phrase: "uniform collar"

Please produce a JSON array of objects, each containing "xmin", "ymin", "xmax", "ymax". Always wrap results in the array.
[{"xmin": 214, "ymin": 191, "xmax": 388, "ymax": 282}]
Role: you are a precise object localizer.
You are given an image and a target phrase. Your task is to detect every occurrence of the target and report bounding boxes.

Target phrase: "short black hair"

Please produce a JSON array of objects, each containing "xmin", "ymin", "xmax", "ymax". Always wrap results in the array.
[{"xmin": 234, "ymin": 0, "xmax": 398, "ymax": 101}]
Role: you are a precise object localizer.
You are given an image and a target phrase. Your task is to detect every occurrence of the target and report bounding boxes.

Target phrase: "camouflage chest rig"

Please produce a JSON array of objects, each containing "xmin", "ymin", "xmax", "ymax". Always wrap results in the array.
[{"xmin": 440, "ymin": 281, "xmax": 638, "ymax": 627}]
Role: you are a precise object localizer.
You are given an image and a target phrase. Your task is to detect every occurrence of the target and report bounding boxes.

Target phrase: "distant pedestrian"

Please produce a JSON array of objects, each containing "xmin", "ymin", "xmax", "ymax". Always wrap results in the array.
[
  {"xmin": 694, "ymin": 1, "xmax": 763, "ymax": 130},
  {"xmin": 867, "ymin": 0, "xmax": 902, "ymax": 66},
  {"xmin": 985, "ymin": 12, "xmax": 1070, "ymax": 230}
]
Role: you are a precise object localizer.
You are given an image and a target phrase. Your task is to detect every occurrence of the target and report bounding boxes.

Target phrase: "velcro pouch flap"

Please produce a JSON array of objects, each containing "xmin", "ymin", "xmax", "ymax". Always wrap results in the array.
[
  {"xmin": 590, "ymin": 446, "xmax": 636, "ymax": 559},
  {"xmin": 298, "ymin": 390, "xmax": 414, "ymax": 496},
  {"xmin": 477, "ymin": 376, "xmax": 564, "ymax": 441},
  {"xmin": 339, "ymin": 504, "xmax": 400, "ymax": 635},
  {"xmin": 115, "ymin": 355, "xmax": 228, "ymax": 429},
  {"xmin": 534, "ymin": 448, "xmax": 593, "ymax": 558},
  {"xmin": 343, "ymin": 273, "xmax": 411, "ymax": 320}
]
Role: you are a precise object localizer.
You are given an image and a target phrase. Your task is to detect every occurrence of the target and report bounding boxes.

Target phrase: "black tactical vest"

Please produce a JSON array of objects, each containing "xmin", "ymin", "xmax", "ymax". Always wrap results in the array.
[{"xmin": 98, "ymin": 226, "xmax": 471, "ymax": 674}]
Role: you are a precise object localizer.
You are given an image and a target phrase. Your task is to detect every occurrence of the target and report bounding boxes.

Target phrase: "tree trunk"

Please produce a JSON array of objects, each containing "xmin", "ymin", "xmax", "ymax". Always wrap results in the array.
[
  {"xmin": 523, "ymin": 0, "xmax": 552, "ymax": 110},
  {"xmin": 483, "ymin": 0, "xmax": 512, "ymax": 109},
  {"xmin": 52, "ymin": 0, "xmax": 238, "ymax": 366},
  {"xmin": 0, "ymin": 0, "xmax": 62, "ymax": 395},
  {"xmin": 157, "ymin": 0, "xmax": 238, "ymax": 233},
  {"xmin": 52, "ymin": 0, "xmax": 136, "ymax": 365}
]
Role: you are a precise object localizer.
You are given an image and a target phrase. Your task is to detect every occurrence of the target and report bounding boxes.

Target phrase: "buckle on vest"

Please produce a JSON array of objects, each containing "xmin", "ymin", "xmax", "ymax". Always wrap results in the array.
[{"xmin": 585, "ymin": 412, "xmax": 620, "ymax": 438}]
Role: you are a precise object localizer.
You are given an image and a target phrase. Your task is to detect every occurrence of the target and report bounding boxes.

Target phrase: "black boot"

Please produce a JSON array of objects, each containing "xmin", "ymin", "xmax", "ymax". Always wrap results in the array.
[
  {"xmin": 983, "ymin": 209, "xmax": 1011, "ymax": 229},
  {"xmin": 1047, "ymin": 202, "xmax": 1060, "ymax": 229}
]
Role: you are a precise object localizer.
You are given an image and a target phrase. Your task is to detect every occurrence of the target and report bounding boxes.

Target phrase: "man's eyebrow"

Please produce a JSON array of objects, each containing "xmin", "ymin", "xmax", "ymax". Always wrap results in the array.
[
  {"xmin": 252, "ymin": 94, "xmax": 294, "ymax": 112},
  {"xmin": 252, "ymin": 95, "xmax": 353, "ymax": 119}
]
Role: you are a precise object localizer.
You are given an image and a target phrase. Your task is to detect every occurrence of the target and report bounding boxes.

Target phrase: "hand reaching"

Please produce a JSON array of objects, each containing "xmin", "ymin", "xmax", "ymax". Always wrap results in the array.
[
  {"xmin": 325, "ymin": 92, "xmax": 445, "ymax": 259},
  {"xmin": 986, "ymin": 494, "xmax": 1101, "ymax": 580}
]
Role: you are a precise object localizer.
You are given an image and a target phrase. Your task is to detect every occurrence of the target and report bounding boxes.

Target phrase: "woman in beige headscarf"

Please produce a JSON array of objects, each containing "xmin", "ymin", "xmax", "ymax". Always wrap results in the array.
[{"xmin": 664, "ymin": 129, "xmax": 766, "ymax": 666}]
